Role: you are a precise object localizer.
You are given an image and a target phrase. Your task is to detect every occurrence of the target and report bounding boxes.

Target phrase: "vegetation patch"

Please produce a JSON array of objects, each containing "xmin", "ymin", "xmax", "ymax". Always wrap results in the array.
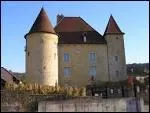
[{"xmin": 1, "ymin": 83, "xmax": 86, "ymax": 112}]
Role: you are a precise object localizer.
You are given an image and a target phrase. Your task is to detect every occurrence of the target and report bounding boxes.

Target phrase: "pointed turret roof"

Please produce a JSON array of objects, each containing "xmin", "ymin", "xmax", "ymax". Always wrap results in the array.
[
  {"xmin": 26, "ymin": 8, "xmax": 55, "ymax": 36},
  {"xmin": 104, "ymin": 15, "xmax": 124, "ymax": 35}
]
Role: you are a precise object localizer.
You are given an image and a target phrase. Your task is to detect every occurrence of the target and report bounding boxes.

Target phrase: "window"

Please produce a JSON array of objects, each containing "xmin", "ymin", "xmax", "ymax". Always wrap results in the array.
[
  {"xmin": 27, "ymin": 51, "xmax": 30, "ymax": 56},
  {"xmin": 89, "ymin": 52, "xmax": 96, "ymax": 62},
  {"xmin": 24, "ymin": 46, "xmax": 27, "ymax": 52},
  {"xmin": 83, "ymin": 36, "xmax": 87, "ymax": 42},
  {"xmin": 64, "ymin": 67, "xmax": 71, "ymax": 76},
  {"xmin": 64, "ymin": 53, "xmax": 70, "ymax": 62},
  {"xmin": 89, "ymin": 66, "xmax": 96, "ymax": 77},
  {"xmin": 115, "ymin": 56, "xmax": 118, "ymax": 61},
  {"xmin": 83, "ymin": 32, "xmax": 87, "ymax": 43}
]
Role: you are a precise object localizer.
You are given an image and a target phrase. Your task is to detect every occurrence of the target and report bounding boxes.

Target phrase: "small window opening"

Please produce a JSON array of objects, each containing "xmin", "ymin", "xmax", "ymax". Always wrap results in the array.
[
  {"xmin": 83, "ymin": 32, "xmax": 87, "ymax": 43},
  {"xmin": 27, "ymin": 52, "xmax": 30, "ymax": 56},
  {"xmin": 84, "ymin": 36, "xmax": 86, "ymax": 42},
  {"xmin": 24, "ymin": 46, "xmax": 27, "ymax": 52}
]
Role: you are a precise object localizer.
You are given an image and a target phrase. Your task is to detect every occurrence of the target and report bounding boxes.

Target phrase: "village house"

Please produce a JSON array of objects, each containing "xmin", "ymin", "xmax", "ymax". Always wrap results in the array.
[{"xmin": 1, "ymin": 67, "xmax": 20, "ymax": 89}]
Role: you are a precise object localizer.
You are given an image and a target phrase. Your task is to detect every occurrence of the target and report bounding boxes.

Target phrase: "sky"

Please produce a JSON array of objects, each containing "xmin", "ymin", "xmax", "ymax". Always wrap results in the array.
[{"xmin": 1, "ymin": 1, "xmax": 149, "ymax": 72}]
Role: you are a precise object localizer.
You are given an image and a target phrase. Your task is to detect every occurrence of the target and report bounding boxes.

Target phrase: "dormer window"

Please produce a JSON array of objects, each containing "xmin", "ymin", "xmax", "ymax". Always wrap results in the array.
[
  {"xmin": 82, "ymin": 32, "xmax": 87, "ymax": 43},
  {"xmin": 84, "ymin": 36, "xmax": 86, "ymax": 42}
]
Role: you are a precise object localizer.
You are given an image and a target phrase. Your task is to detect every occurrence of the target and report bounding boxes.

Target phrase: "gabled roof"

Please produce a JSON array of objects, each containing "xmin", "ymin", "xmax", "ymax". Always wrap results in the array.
[
  {"xmin": 104, "ymin": 15, "xmax": 124, "ymax": 35},
  {"xmin": 25, "ymin": 8, "xmax": 55, "ymax": 38},
  {"xmin": 54, "ymin": 16, "xmax": 106, "ymax": 44},
  {"xmin": 1, "ymin": 67, "xmax": 20, "ymax": 83},
  {"xmin": 54, "ymin": 17, "xmax": 95, "ymax": 32}
]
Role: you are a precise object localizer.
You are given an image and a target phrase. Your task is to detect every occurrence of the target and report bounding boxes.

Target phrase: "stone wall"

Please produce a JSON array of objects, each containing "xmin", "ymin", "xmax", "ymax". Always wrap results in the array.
[
  {"xmin": 105, "ymin": 34, "xmax": 127, "ymax": 81},
  {"xmin": 1, "ymin": 102, "xmax": 22, "ymax": 112},
  {"xmin": 58, "ymin": 44, "xmax": 109, "ymax": 87},
  {"xmin": 1, "ymin": 94, "xmax": 146, "ymax": 112},
  {"xmin": 25, "ymin": 33, "xmax": 58, "ymax": 86},
  {"xmin": 38, "ymin": 97, "xmax": 144, "ymax": 112}
]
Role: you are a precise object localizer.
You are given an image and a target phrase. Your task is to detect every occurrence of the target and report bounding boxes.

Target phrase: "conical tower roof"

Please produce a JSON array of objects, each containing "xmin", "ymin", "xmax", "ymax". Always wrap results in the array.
[
  {"xmin": 104, "ymin": 15, "xmax": 124, "ymax": 35},
  {"xmin": 26, "ymin": 8, "xmax": 55, "ymax": 36}
]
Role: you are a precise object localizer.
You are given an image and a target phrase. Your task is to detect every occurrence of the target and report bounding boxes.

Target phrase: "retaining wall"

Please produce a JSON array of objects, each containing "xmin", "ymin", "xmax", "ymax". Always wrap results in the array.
[{"xmin": 38, "ymin": 97, "xmax": 144, "ymax": 112}]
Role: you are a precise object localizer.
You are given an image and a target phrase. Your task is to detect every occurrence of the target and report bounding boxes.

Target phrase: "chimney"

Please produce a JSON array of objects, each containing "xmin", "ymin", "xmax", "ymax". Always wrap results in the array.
[{"xmin": 57, "ymin": 14, "xmax": 64, "ymax": 24}]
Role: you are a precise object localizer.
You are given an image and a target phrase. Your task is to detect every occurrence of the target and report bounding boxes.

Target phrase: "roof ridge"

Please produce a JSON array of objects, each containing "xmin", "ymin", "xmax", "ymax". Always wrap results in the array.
[
  {"xmin": 64, "ymin": 16, "xmax": 80, "ymax": 18},
  {"xmin": 54, "ymin": 16, "xmax": 80, "ymax": 28},
  {"xmin": 79, "ymin": 17, "xmax": 95, "ymax": 31},
  {"xmin": 79, "ymin": 17, "xmax": 103, "ymax": 37},
  {"xmin": 1, "ymin": 67, "xmax": 20, "ymax": 80}
]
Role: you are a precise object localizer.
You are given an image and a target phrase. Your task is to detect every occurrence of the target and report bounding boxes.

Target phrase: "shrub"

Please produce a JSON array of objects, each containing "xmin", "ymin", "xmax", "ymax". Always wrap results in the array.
[
  {"xmin": 79, "ymin": 87, "xmax": 86, "ymax": 96},
  {"xmin": 72, "ymin": 87, "xmax": 80, "ymax": 96},
  {"xmin": 2, "ymin": 83, "xmax": 86, "ymax": 111},
  {"xmin": 68, "ymin": 87, "xmax": 73, "ymax": 96},
  {"xmin": 4, "ymin": 83, "xmax": 86, "ymax": 96}
]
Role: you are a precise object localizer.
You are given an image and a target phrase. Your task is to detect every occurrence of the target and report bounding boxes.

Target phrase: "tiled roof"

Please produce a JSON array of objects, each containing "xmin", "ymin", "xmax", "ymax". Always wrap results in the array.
[
  {"xmin": 1, "ymin": 67, "xmax": 20, "ymax": 83},
  {"xmin": 55, "ymin": 16, "xmax": 106, "ymax": 44},
  {"xmin": 1, "ymin": 67, "xmax": 13, "ymax": 83},
  {"xmin": 55, "ymin": 17, "xmax": 95, "ymax": 32},
  {"xmin": 25, "ymin": 8, "xmax": 55, "ymax": 37},
  {"xmin": 58, "ymin": 31, "xmax": 106, "ymax": 44},
  {"xmin": 104, "ymin": 15, "xmax": 124, "ymax": 35}
]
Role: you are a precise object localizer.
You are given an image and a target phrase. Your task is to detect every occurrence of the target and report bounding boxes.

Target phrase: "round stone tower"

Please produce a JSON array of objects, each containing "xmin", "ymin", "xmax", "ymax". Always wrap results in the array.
[{"xmin": 24, "ymin": 8, "xmax": 58, "ymax": 86}]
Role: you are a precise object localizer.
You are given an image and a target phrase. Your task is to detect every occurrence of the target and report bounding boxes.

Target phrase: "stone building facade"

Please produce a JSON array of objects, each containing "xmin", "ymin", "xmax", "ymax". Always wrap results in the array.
[{"xmin": 25, "ymin": 8, "xmax": 127, "ymax": 87}]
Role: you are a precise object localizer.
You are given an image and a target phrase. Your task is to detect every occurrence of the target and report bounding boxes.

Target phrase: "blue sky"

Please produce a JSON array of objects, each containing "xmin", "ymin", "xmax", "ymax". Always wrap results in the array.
[{"xmin": 1, "ymin": 1, "xmax": 149, "ymax": 72}]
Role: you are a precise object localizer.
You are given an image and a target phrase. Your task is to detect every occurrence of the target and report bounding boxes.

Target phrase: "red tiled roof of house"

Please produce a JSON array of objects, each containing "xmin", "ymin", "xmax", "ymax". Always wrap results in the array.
[
  {"xmin": 1, "ymin": 67, "xmax": 13, "ymax": 83},
  {"xmin": 1, "ymin": 67, "xmax": 20, "ymax": 83},
  {"xmin": 104, "ymin": 15, "xmax": 124, "ymax": 35},
  {"xmin": 25, "ymin": 8, "xmax": 55, "ymax": 38},
  {"xmin": 55, "ymin": 17, "xmax": 95, "ymax": 32},
  {"xmin": 55, "ymin": 16, "xmax": 106, "ymax": 44}
]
